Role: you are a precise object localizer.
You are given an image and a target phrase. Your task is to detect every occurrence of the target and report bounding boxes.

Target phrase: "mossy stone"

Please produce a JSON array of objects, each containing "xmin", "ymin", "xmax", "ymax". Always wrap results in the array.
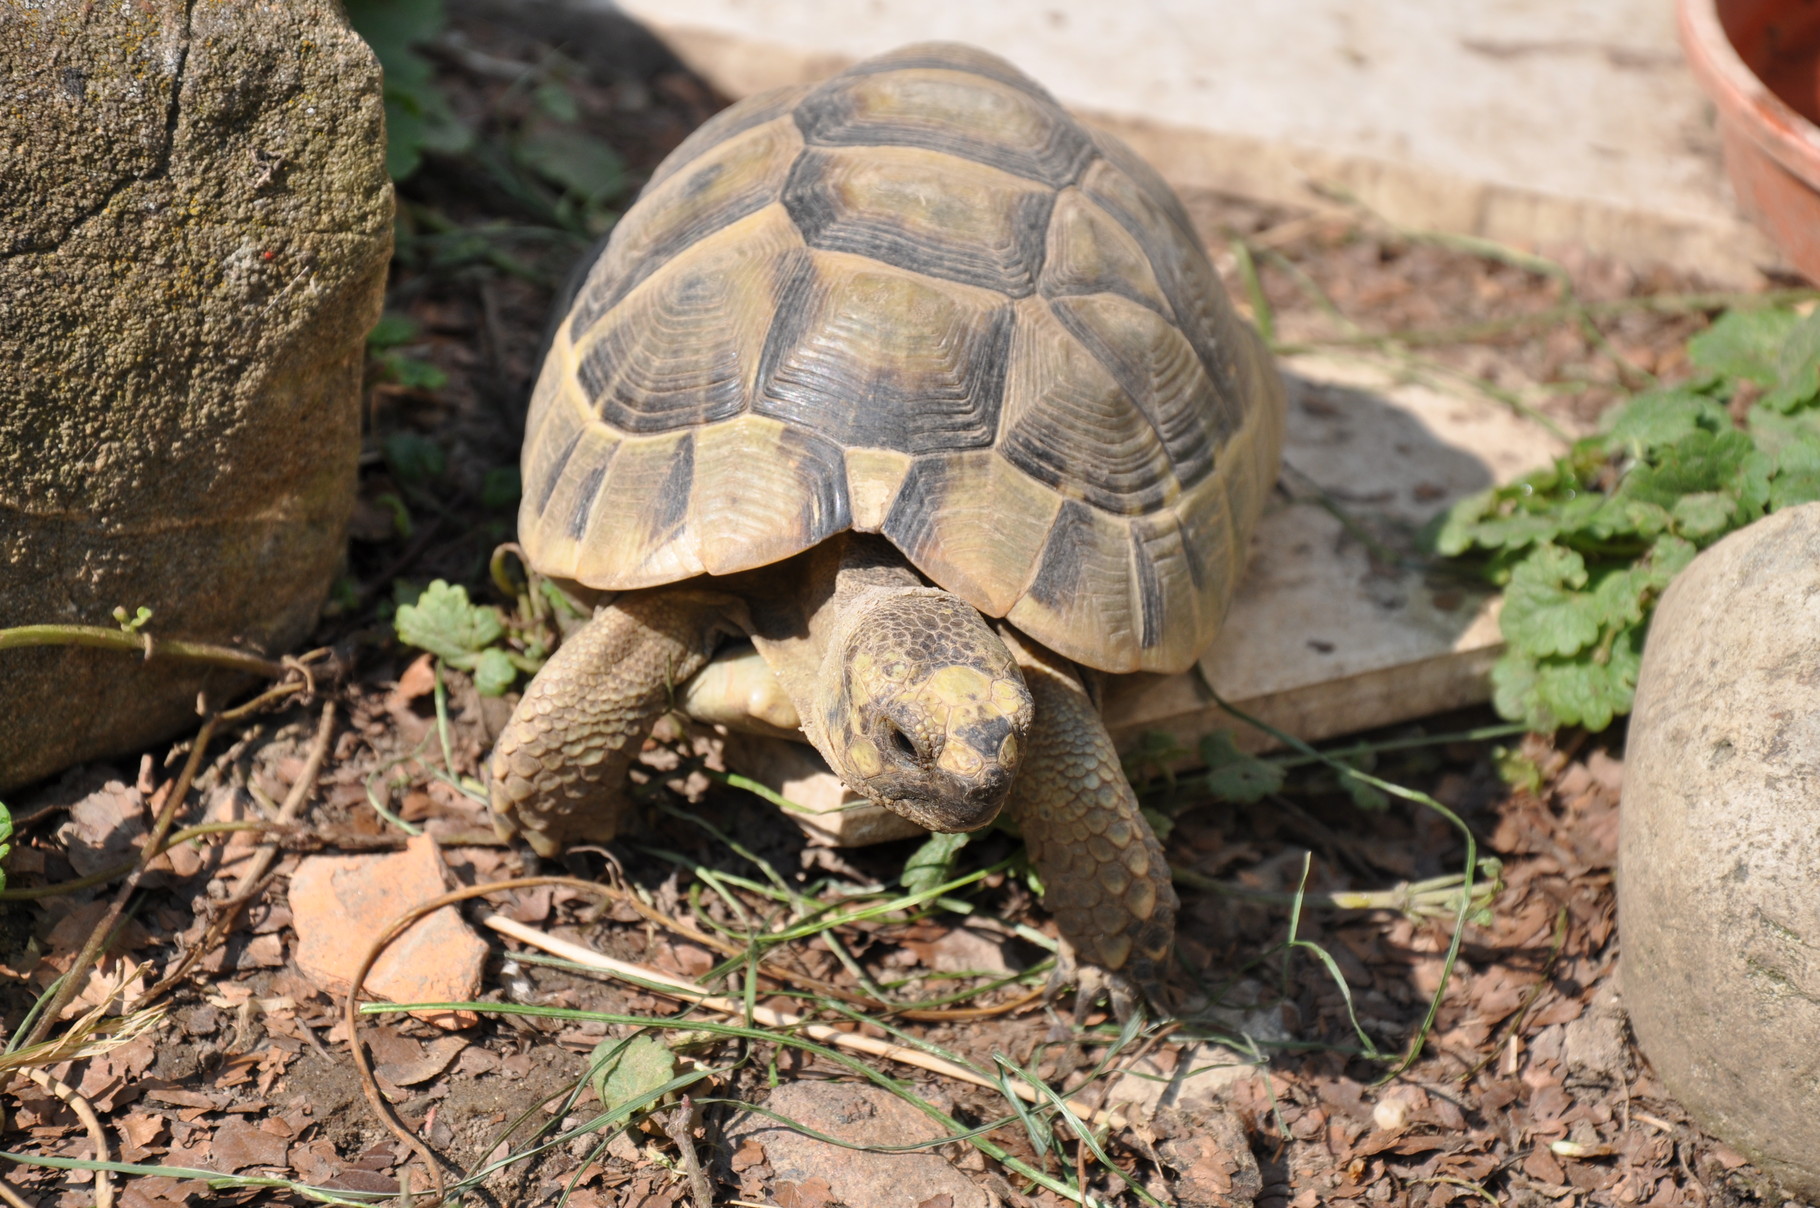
[{"xmin": 0, "ymin": 0, "xmax": 392, "ymax": 788}]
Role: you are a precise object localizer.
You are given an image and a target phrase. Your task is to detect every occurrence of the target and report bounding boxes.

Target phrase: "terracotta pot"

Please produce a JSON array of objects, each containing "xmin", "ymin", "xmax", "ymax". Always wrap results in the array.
[{"xmin": 1679, "ymin": 0, "xmax": 1820, "ymax": 281}]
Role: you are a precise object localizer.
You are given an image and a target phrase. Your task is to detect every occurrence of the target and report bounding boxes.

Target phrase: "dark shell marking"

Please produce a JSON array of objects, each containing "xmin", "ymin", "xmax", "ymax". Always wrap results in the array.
[{"xmin": 522, "ymin": 41, "xmax": 1283, "ymax": 674}]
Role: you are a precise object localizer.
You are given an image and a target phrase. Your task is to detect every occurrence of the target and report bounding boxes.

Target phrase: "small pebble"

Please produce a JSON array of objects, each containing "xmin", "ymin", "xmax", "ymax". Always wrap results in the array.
[{"xmin": 1371, "ymin": 1098, "xmax": 1408, "ymax": 1132}]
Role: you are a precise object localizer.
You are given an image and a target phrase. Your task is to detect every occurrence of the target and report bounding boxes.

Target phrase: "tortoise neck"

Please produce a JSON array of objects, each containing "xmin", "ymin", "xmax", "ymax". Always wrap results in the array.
[{"xmin": 833, "ymin": 533, "xmax": 924, "ymax": 596}]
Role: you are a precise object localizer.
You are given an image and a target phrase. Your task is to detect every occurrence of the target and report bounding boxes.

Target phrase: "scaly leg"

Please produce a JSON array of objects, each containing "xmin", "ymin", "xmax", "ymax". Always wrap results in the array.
[
  {"xmin": 489, "ymin": 589, "xmax": 737, "ymax": 856},
  {"xmin": 1003, "ymin": 637, "xmax": 1178, "ymax": 1018}
]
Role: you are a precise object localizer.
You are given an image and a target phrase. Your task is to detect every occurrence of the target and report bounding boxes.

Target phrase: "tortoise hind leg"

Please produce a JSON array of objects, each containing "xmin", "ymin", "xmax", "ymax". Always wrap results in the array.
[
  {"xmin": 489, "ymin": 589, "xmax": 738, "ymax": 856},
  {"xmin": 1002, "ymin": 637, "xmax": 1178, "ymax": 1019}
]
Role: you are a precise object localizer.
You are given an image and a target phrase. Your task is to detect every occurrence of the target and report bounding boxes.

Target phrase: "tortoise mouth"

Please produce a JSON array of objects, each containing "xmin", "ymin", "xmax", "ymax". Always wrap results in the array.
[{"xmin": 863, "ymin": 769, "xmax": 1011, "ymax": 833}]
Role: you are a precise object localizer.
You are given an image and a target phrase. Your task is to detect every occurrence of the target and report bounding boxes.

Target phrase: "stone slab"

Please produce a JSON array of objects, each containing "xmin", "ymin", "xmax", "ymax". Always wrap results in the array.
[{"xmin": 599, "ymin": 0, "xmax": 1781, "ymax": 285}]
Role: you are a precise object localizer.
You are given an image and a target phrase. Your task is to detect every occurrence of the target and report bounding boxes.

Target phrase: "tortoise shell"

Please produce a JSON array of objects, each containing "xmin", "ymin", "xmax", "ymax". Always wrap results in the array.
[{"xmin": 520, "ymin": 42, "xmax": 1284, "ymax": 675}]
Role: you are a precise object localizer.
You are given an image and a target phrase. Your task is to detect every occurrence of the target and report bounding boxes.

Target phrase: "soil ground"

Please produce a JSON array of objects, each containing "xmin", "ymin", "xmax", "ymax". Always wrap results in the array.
[{"xmin": 0, "ymin": 5, "xmax": 1806, "ymax": 1207}]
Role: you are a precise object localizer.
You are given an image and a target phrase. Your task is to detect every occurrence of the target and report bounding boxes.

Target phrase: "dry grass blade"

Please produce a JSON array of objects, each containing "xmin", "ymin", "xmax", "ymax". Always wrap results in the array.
[
  {"xmin": 0, "ymin": 998, "xmax": 165, "ymax": 1077},
  {"xmin": 481, "ymin": 913, "xmax": 1133, "ymax": 1133}
]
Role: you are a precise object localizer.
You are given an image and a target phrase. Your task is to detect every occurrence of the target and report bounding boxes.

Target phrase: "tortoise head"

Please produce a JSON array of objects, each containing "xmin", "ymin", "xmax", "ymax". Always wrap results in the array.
[{"xmin": 818, "ymin": 588, "xmax": 1034, "ymax": 832}]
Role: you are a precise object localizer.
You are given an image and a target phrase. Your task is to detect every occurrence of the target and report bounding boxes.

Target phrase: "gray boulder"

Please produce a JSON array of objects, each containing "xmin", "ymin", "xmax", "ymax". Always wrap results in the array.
[
  {"xmin": 0, "ymin": 0, "xmax": 392, "ymax": 789},
  {"xmin": 1620, "ymin": 502, "xmax": 1820, "ymax": 1199}
]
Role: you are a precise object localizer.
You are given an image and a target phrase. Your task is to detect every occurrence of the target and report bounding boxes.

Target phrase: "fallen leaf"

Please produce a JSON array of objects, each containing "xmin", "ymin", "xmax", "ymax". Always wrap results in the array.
[
  {"xmin": 775, "ymin": 1178, "xmax": 835, "ymax": 1208},
  {"xmin": 375, "ymin": 1034, "xmax": 467, "ymax": 1087},
  {"xmin": 58, "ymin": 779, "xmax": 146, "ymax": 877},
  {"xmin": 119, "ymin": 1175, "xmax": 212, "ymax": 1207},
  {"xmin": 210, "ymin": 1116, "xmax": 290, "ymax": 1171},
  {"xmin": 119, "ymin": 1112, "xmax": 168, "ymax": 1150}
]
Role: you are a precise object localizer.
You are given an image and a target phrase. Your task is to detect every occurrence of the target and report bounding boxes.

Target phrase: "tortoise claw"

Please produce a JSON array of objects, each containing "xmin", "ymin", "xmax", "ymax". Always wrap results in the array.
[{"xmin": 1044, "ymin": 939, "xmax": 1156, "ymax": 1026}]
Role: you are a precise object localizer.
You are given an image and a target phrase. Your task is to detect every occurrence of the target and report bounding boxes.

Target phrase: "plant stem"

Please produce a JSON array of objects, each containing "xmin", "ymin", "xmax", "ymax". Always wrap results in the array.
[{"xmin": 0, "ymin": 625, "xmax": 286, "ymax": 679}]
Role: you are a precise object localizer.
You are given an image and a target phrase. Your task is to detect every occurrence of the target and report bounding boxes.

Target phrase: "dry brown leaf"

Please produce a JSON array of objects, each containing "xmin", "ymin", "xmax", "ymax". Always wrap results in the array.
[
  {"xmin": 775, "ymin": 1177, "xmax": 836, "ymax": 1208},
  {"xmin": 209, "ymin": 1116, "xmax": 290, "ymax": 1172}
]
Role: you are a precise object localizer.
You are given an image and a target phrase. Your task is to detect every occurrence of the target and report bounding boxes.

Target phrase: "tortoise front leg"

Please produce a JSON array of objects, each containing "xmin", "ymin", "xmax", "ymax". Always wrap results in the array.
[
  {"xmin": 1003, "ymin": 638, "xmax": 1178, "ymax": 1018},
  {"xmin": 489, "ymin": 589, "xmax": 737, "ymax": 856}
]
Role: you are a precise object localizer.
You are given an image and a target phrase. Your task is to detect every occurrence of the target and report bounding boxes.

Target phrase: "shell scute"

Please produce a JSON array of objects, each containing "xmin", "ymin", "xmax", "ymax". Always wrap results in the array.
[
  {"xmin": 1039, "ymin": 188, "xmax": 1172, "ymax": 315},
  {"xmin": 753, "ymin": 253, "xmax": 1013, "ymax": 455},
  {"xmin": 1048, "ymin": 293, "xmax": 1217, "ymax": 488},
  {"xmin": 569, "ymin": 116, "xmax": 803, "ymax": 333},
  {"xmin": 795, "ymin": 67, "xmax": 1093, "ymax": 188},
  {"xmin": 782, "ymin": 145, "xmax": 1055, "ymax": 298},
  {"xmin": 879, "ymin": 451, "xmax": 1060, "ymax": 616},
  {"xmin": 573, "ymin": 206, "xmax": 801, "ymax": 435},
  {"xmin": 996, "ymin": 299, "xmax": 1175, "ymax": 516},
  {"xmin": 688, "ymin": 417, "xmax": 850, "ymax": 575}
]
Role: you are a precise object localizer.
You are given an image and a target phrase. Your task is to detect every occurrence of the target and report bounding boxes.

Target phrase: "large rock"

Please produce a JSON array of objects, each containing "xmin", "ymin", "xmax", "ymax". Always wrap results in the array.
[
  {"xmin": 0, "ymin": 0, "xmax": 392, "ymax": 789},
  {"xmin": 1620, "ymin": 502, "xmax": 1820, "ymax": 1199}
]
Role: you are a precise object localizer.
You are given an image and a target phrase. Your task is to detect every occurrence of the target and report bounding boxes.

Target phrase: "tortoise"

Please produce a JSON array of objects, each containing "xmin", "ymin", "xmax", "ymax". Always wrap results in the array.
[{"xmin": 489, "ymin": 42, "xmax": 1284, "ymax": 1011}]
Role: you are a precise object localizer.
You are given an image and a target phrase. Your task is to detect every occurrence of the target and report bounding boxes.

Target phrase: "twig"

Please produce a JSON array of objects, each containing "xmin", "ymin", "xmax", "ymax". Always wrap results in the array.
[
  {"xmin": 21, "ymin": 1068, "xmax": 113, "ymax": 1208},
  {"xmin": 17, "ymin": 680, "xmax": 304, "ymax": 1052},
  {"xmin": 662, "ymin": 1097, "xmax": 714, "ymax": 1208},
  {"xmin": 147, "ymin": 703, "xmax": 337, "ymax": 1000},
  {"xmin": 482, "ymin": 913, "xmax": 1132, "ymax": 1132},
  {"xmin": 0, "ymin": 1178, "xmax": 35, "ymax": 1208},
  {"xmin": 0, "ymin": 624, "xmax": 286, "ymax": 679}
]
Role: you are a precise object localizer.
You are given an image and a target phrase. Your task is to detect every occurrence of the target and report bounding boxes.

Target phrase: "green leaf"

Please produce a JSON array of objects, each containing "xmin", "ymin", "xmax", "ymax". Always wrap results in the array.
[
  {"xmin": 1771, "ymin": 468, "xmax": 1820, "ymax": 511},
  {"xmin": 1583, "ymin": 565, "xmax": 1648, "ymax": 632},
  {"xmin": 1339, "ymin": 765, "xmax": 1389, "ymax": 812},
  {"xmin": 384, "ymin": 432, "xmax": 446, "ymax": 485},
  {"xmin": 1602, "ymin": 389, "xmax": 1728, "ymax": 454},
  {"xmin": 900, "ymin": 831, "xmax": 970, "ymax": 895},
  {"xmin": 1670, "ymin": 491, "xmax": 1736, "ymax": 539},
  {"xmin": 1198, "ymin": 731, "xmax": 1284, "ymax": 803},
  {"xmin": 0, "ymin": 799, "xmax": 12, "ymax": 892},
  {"xmin": 481, "ymin": 466, "xmax": 522, "ymax": 511},
  {"xmin": 534, "ymin": 80, "xmax": 581, "ymax": 123},
  {"xmin": 470, "ymin": 647, "xmax": 518, "ymax": 697},
  {"xmin": 589, "ymin": 1034, "xmax": 676, "ymax": 1115},
  {"xmin": 367, "ymin": 313, "xmax": 419, "ymax": 350},
  {"xmin": 516, "ymin": 128, "xmax": 628, "ymax": 202},
  {"xmin": 1760, "ymin": 309, "xmax": 1820, "ymax": 413},
  {"xmin": 1765, "ymin": 422, "xmax": 1820, "ymax": 511},
  {"xmin": 1499, "ymin": 544, "xmax": 1597, "ymax": 658},
  {"xmin": 1687, "ymin": 308, "xmax": 1800, "ymax": 385},
  {"xmin": 1492, "ymin": 745, "xmax": 1545, "ymax": 793},
  {"xmin": 1541, "ymin": 625, "xmax": 1644, "ymax": 733},
  {"xmin": 344, "ymin": 0, "xmax": 472, "ymax": 180},
  {"xmin": 1584, "ymin": 494, "xmax": 1671, "ymax": 542},
  {"xmin": 1433, "ymin": 487, "xmax": 1563, "ymax": 556},
  {"xmin": 1489, "ymin": 650, "xmax": 1549, "ymax": 732},
  {"xmin": 1637, "ymin": 534, "xmax": 1698, "ymax": 594},
  {"xmin": 112, "ymin": 604, "xmax": 154, "ymax": 634},
  {"xmin": 1616, "ymin": 429, "xmax": 1771, "ymax": 538},
  {"xmin": 382, "ymin": 354, "xmax": 449, "ymax": 392},
  {"xmin": 395, "ymin": 580, "xmax": 503, "ymax": 661}
]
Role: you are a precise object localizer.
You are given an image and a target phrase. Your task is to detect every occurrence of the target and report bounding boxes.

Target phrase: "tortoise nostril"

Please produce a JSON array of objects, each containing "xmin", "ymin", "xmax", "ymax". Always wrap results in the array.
[{"xmin": 885, "ymin": 722, "xmax": 919, "ymax": 763}]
